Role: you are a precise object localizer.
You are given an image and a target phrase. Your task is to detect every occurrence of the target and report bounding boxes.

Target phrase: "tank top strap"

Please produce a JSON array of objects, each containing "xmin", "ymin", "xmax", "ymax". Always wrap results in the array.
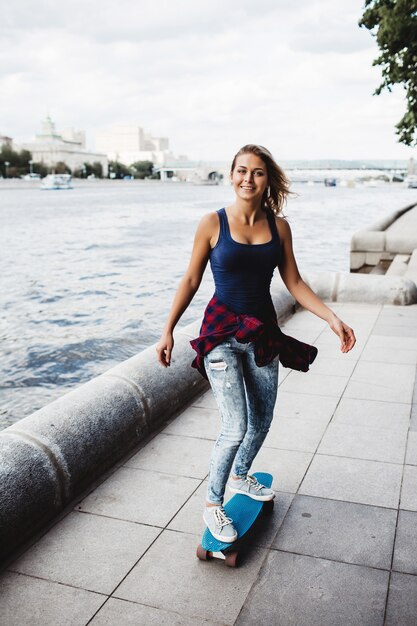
[
  {"xmin": 217, "ymin": 207, "xmax": 228, "ymax": 240},
  {"xmin": 266, "ymin": 210, "xmax": 280, "ymax": 242}
]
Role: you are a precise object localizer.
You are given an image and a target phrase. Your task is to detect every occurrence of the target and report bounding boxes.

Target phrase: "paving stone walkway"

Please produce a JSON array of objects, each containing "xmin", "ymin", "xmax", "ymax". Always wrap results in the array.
[{"xmin": 1, "ymin": 301, "xmax": 417, "ymax": 625}]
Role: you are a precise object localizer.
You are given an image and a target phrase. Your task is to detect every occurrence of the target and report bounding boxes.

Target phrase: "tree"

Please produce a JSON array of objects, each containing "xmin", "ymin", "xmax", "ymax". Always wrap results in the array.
[
  {"xmin": 131, "ymin": 160, "xmax": 154, "ymax": 179},
  {"xmin": 91, "ymin": 161, "xmax": 103, "ymax": 178},
  {"xmin": 55, "ymin": 161, "xmax": 72, "ymax": 174},
  {"xmin": 359, "ymin": 0, "xmax": 417, "ymax": 146},
  {"xmin": 0, "ymin": 144, "xmax": 33, "ymax": 177},
  {"xmin": 108, "ymin": 160, "xmax": 131, "ymax": 179}
]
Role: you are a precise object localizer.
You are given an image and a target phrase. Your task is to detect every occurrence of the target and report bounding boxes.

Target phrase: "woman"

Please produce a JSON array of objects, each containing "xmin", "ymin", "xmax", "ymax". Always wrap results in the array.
[{"xmin": 156, "ymin": 144, "xmax": 356, "ymax": 543}]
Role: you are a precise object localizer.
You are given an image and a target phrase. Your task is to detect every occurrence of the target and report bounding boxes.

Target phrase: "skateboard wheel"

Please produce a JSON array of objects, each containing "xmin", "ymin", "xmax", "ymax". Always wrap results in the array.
[
  {"xmin": 225, "ymin": 551, "xmax": 238, "ymax": 568},
  {"xmin": 262, "ymin": 500, "xmax": 274, "ymax": 515},
  {"xmin": 196, "ymin": 544, "xmax": 209, "ymax": 561}
]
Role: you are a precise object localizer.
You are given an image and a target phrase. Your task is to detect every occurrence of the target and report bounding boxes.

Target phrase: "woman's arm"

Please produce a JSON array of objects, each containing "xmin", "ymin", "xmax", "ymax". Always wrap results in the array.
[
  {"xmin": 156, "ymin": 212, "xmax": 217, "ymax": 368},
  {"xmin": 276, "ymin": 217, "xmax": 356, "ymax": 353}
]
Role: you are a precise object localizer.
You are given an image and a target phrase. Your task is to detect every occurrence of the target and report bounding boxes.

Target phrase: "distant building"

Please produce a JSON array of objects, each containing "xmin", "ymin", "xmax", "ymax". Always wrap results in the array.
[
  {"xmin": 21, "ymin": 116, "xmax": 108, "ymax": 175},
  {"xmin": 0, "ymin": 134, "xmax": 13, "ymax": 148},
  {"xmin": 95, "ymin": 124, "xmax": 186, "ymax": 166}
]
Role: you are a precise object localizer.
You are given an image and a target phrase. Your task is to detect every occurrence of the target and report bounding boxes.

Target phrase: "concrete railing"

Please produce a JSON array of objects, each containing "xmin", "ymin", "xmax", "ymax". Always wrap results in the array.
[
  {"xmin": 1, "ymin": 270, "xmax": 416, "ymax": 562},
  {"xmin": 350, "ymin": 202, "xmax": 417, "ymax": 272}
]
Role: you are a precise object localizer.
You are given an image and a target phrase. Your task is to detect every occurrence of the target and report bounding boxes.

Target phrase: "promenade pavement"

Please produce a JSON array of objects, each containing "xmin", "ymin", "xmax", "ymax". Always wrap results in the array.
[{"xmin": 1, "ymin": 301, "xmax": 417, "ymax": 626}]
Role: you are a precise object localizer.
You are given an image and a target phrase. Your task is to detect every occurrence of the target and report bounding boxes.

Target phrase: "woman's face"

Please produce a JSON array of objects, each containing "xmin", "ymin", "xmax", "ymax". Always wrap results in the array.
[{"xmin": 230, "ymin": 152, "xmax": 268, "ymax": 203}]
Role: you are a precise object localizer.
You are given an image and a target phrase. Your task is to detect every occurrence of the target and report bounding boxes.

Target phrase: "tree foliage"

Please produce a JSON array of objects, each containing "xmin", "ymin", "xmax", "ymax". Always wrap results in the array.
[
  {"xmin": 73, "ymin": 161, "xmax": 103, "ymax": 178},
  {"xmin": 359, "ymin": 0, "xmax": 417, "ymax": 146},
  {"xmin": 108, "ymin": 160, "xmax": 131, "ymax": 178},
  {"xmin": 0, "ymin": 144, "xmax": 33, "ymax": 177},
  {"xmin": 131, "ymin": 160, "xmax": 154, "ymax": 179}
]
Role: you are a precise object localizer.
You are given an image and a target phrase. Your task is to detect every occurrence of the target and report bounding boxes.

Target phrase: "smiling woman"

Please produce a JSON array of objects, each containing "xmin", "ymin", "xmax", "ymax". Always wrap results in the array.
[{"xmin": 156, "ymin": 143, "xmax": 356, "ymax": 545}]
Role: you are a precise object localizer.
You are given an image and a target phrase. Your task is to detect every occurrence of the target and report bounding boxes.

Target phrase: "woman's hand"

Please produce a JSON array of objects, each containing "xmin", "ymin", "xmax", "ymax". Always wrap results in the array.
[
  {"xmin": 155, "ymin": 332, "xmax": 174, "ymax": 367},
  {"xmin": 327, "ymin": 314, "xmax": 356, "ymax": 353}
]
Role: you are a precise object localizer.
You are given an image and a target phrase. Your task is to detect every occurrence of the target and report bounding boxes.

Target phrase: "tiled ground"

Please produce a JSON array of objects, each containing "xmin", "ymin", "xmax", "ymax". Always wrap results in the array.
[{"xmin": 1, "ymin": 302, "xmax": 416, "ymax": 626}]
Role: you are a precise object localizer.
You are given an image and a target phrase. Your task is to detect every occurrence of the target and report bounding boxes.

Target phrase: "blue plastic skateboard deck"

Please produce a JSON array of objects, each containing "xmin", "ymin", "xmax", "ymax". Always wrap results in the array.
[{"xmin": 197, "ymin": 472, "xmax": 274, "ymax": 567}]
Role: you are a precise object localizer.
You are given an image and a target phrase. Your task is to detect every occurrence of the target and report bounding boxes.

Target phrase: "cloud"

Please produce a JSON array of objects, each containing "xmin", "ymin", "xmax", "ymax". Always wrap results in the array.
[{"xmin": 0, "ymin": 0, "xmax": 414, "ymax": 160}]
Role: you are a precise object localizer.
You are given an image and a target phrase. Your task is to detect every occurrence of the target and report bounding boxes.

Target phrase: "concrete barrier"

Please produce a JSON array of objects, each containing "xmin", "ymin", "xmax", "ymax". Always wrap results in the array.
[
  {"xmin": 350, "ymin": 202, "xmax": 417, "ymax": 271},
  {"xmin": 303, "ymin": 271, "xmax": 417, "ymax": 305}
]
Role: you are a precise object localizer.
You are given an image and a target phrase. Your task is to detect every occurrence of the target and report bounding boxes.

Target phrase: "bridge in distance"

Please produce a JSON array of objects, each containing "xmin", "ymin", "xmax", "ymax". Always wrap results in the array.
[{"xmin": 154, "ymin": 159, "xmax": 410, "ymax": 183}]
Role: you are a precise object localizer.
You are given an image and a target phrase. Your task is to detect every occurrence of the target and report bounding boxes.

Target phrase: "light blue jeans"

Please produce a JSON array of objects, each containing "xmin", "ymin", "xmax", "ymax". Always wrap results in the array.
[{"xmin": 204, "ymin": 336, "xmax": 279, "ymax": 505}]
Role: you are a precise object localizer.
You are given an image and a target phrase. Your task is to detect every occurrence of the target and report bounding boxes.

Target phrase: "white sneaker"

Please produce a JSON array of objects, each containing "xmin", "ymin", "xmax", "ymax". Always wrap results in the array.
[
  {"xmin": 228, "ymin": 474, "xmax": 275, "ymax": 501},
  {"xmin": 203, "ymin": 505, "xmax": 238, "ymax": 542}
]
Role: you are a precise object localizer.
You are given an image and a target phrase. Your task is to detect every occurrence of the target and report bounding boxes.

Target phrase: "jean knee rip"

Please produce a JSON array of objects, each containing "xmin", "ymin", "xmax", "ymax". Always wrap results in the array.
[{"xmin": 208, "ymin": 359, "xmax": 228, "ymax": 372}]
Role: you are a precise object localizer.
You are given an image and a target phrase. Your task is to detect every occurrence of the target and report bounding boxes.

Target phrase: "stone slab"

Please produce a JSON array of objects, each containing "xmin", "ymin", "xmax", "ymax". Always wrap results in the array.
[
  {"xmin": 344, "ymin": 360, "xmax": 415, "ymax": 403},
  {"xmin": 306, "ymin": 356, "xmax": 357, "ymax": 377},
  {"xmin": 236, "ymin": 551, "xmax": 389, "ymax": 626},
  {"xmin": 124, "ymin": 433, "xmax": 213, "ymax": 479},
  {"xmin": 190, "ymin": 390, "xmax": 218, "ymax": 410},
  {"xmin": 9, "ymin": 511, "xmax": 160, "ymax": 594},
  {"xmin": 274, "ymin": 391, "xmax": 339, "ymax": 423},
  {"xmin": 332, "ymin": 397, "xmax": 410, "ymax": 432},
  {"xmin": 115, "ymin": 529, "xmax": 267, "ymax": 625},
  {"xmin": 385, "ymin": 571, "xmax": 417, "ymax": 626},
  {"xmin": 77, "ymin": 466, "xmax": 200, "ymax": 527},
  {"xmin": 375, "ymin": 311, "xmax": 417, "ymax": 327},
  {"xmin": 0, "ymin": 571, "xmax": 105, "ymax": 626},
  {"xmin": 264, "ymin": 417, "xmax": 327, "ymax": 453},
  {"xmin": 273, "ymin": 494, "xmax": 397, "ymax": 569},
  {"xmin": 360, "ymin": 344, "xmax": 417, "ymax": 365},
  {"xmin": 89, "ymin": 597, "xmax": 218, "ymax": 625},
  {"xmin": 405, "ymin": 432, "xmax": 417, "ymax": 465},
  {"xmin": 411, "ymin": 403, "xmax": 417, "ymax": 432},
  {"xmin": 371, "ymin": 323, "xmax": 417, "ymax": 338},
  {"xmin": 400, "ymin": 465, "xmax": 417, "ymax": 511},
  {"xmin": 393, "ymin": 510, "xmax": 417, "ymax": 575},
  {"xmin": 365, "ymin": 334, "xmax": 417, "ymax": 352},
  {"xmin": 163, "ymin": 406, "xmax": 219, "ymax": 440},
  {"xmin": 299, "ymin": 454, "xmax": 403, "ymax": 508},
  {"xmin": 251, "ymin": 447, "xmax": 313, "ymax": 493},
  {"xmin": 278, "ymin": 372, "xmax": 348, "ymax": 397},
  {"xmin": 317, "ymin": 422, "xmax": 407, "ymax": 464}
]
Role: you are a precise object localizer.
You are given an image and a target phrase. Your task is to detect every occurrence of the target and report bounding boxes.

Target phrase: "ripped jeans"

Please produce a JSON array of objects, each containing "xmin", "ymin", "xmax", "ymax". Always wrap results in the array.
[{"xmin": 204, "ymin": 335, "xmax": 279, "ymax": 505}]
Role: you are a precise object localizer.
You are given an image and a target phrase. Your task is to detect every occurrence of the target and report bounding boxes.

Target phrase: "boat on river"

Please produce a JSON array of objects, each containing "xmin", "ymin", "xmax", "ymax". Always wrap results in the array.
[{"xmin": 40, "ymin": 174, "xmax": 73, "ymax": 190}]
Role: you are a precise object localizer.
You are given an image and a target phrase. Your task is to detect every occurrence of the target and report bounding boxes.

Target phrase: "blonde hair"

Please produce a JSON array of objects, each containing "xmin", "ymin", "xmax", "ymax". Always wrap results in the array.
[{"xmin": 230, "ymin": 144, "xmax": 296, "ymax": 218}]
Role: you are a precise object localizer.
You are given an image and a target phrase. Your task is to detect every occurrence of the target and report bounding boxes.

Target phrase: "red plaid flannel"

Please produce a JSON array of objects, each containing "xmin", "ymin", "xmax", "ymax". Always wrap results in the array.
[{"xmin": 190, "ymin": 294, "xmax": 318, "ymax": 380}]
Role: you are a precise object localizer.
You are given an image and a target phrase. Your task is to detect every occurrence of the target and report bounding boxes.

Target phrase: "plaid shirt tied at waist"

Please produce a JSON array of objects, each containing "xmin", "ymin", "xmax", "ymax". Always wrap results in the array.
[{"xmin": 190, "ymin": 294, "xmax": 318, "ymax": 380}]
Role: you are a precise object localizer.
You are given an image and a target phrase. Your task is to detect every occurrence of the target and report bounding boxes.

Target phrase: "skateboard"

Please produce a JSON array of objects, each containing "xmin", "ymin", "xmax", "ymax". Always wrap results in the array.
[{"xmin": 196, "ymin": 471, "xmax": 274, "ymax": 568}]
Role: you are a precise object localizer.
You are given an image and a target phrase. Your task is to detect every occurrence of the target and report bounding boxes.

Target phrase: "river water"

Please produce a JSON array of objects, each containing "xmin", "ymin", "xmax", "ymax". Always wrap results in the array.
[{"xmin": 1, "ymin": 180, "xmax": 415, "ymax": 429}]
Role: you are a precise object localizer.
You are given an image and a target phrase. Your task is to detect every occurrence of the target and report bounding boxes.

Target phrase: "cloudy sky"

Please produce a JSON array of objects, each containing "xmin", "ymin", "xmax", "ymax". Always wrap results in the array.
[{"xmin": 1, "ymin": 0, "xmax": 414, "ymax": 161}]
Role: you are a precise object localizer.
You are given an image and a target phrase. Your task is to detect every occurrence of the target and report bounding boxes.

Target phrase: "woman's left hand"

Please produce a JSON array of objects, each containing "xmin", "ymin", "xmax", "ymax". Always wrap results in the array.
[{"xmin": 328, "ymin": 315, "xmax": 356, "ymax": 353}]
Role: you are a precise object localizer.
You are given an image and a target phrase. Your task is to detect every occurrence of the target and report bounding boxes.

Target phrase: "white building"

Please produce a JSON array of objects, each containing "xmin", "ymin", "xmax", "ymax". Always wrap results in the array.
[
  {"xmin": 95, "ymin": 124, "xmax": 186, "ymax": 166},
  {"xmin": 21, "ymin": 116, "xmax": 108, "ymax": 175}
]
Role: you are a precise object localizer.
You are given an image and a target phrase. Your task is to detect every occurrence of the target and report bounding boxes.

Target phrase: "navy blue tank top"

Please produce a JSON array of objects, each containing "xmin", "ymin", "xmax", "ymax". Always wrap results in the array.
[{"xmin": 209, "ymin": 207, "xmax": 282, "ymax": 319}]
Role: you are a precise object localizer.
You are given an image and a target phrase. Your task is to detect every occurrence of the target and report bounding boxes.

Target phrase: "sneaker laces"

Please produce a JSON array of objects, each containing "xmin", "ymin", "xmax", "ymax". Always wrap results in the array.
[
  {"xmin": 214, "ymin": 507, "xmax": 234, "ymax": 528},
  {"xmin": 246, "ymin": 475, "xmax": 264, "ymax": 492}
]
